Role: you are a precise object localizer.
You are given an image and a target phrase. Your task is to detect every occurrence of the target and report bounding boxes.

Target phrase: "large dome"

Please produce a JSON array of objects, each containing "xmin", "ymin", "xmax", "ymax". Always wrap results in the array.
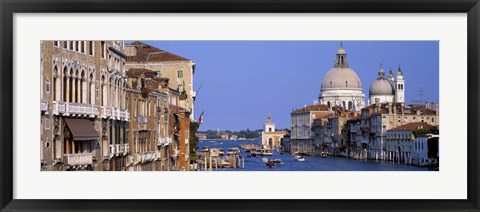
[
  {"xmin": 321, "ymin": 67, "xmax": 362, "ymax": 90},
  {"xmin": 369, "ymin": 79, "xmax": 394, "ymax": 95}
]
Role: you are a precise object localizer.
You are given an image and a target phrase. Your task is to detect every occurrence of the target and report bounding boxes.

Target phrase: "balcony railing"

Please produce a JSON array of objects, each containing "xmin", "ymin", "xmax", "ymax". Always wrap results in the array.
[
  {"xmin": 110, "ymin": 144, "xmax": 129, "ymax": 157},
  {"xmin": 158, "ymin": 138, "xmax": 166, "ymax": 146},
  {"xmin": 109, "ymin": 144, "xmax": 116, "ymax": 158},
  {"xmin": 63, "ymin": 153, "xmax": 93, "ymax": 166},
  {"xmin": 53, "ymin": 101, "xmax": 101, "ymax": 117},
  {"xmin": 138, "ymin": 116, "xmax": 147, "ymax": 124},
  {"xmin": 41, "ymin": 99, "xmax": 48, "ymax": 112}
]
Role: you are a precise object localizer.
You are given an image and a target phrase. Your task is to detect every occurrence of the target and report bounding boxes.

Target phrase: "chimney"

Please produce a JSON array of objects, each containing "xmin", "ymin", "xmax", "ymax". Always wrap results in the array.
[{"xmin": 436, "ymin": 103, "xmax": 439, "ymax": 115}]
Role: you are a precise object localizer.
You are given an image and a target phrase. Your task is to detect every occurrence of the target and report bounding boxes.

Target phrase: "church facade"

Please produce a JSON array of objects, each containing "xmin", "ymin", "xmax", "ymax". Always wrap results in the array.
[
  {"xmin": 319, "ymin": 43, "xmax": 407, "ymax": 111},
  {"xmin": 319, "ymin": 43, "xmax": 366, "ymax": 111},
  {"xmin": 261, "ymin": 114, "xmax": 287, "ymax": 149},
  {"xmin": 369, "ymin": 64, "xmax": 405, "ymax": 105}
]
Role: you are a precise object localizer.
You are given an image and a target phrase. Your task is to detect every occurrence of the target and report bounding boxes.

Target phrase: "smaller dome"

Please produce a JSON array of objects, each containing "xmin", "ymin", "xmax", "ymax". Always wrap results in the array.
[{"xmin": 369, "ymin": 79, "xmax": 394, "ymax": 96}]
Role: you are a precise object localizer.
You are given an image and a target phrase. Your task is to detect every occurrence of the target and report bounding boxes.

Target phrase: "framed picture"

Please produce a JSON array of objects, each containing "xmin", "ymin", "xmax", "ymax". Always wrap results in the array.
[{"xmin": 1, "ymin": 0, "xmax": 479, "ymax": 211}]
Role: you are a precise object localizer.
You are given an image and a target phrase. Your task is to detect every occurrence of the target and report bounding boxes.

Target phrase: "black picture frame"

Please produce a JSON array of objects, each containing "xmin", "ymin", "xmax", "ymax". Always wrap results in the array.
[{"xmin": 1, "ymin": 0, "xmax": 479, "ymax": 211}]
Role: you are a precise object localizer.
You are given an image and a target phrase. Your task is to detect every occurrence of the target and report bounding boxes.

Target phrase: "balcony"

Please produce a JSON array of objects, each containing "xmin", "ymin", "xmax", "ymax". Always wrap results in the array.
[
  {"xmin": 110, "ymin": 144, "xmax": 129, "ymax": 157},
  {"xmin": 109, "ymin": 144, "xmax": 116, "ymax": 158},
  {"xmin": 63, "ymin": 153, "xmax": 93, "ymax": 166},
  {"xmin": 158, "ymin": 138, "xmax": 166, "ymax": 146},
  {"xmin": 53, "ymin": 101, "xmax": 100, "ymax": 117},
  {"xmin": 41, "ymin": 99, "xmax": 48, "ymax": 112},
  {"xmin": 137, "ymin": 116, "xmax": 147, "ymax": 124}
]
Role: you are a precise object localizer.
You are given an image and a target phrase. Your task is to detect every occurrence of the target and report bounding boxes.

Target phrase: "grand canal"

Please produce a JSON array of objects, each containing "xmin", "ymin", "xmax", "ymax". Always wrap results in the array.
[{"xmin": 197, "ymin": 139, "xmax": 429, "ymax": 171}]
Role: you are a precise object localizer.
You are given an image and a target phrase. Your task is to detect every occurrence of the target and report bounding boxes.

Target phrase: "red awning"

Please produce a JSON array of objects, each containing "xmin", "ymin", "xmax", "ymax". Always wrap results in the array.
[{"xmin": 64, "ymin": 118, "xmax": 99, "ymax": 141}]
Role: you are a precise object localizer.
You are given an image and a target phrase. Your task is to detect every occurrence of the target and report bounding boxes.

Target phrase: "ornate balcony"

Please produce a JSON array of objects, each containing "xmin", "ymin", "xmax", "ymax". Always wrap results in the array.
[
  {"xmin": 53, "ymin": 101, "xmax": 101, "ymax": 117},
  {"xmin": 41, "ymin": 99, "xmax": 48, "ymax": 112},
  {"xmin": 63, "ymin": 153, "xmax": 93, "ymax": 166},
  {"xmin": 137, "ymin": 116, "xmax": 147, "ymax": 124}
]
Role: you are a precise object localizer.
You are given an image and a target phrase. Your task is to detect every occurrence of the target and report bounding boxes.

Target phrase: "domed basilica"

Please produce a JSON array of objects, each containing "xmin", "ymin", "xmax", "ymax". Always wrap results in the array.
[{"xmin": 319, "ymin": 43, "xmax": 405, "ymax": 111}]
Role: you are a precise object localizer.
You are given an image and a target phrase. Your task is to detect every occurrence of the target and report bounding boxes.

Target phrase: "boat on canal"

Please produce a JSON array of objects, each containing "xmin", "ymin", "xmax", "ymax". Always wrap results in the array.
[
  {"xmin": 266, "ymin": 160, "xmax": 275, "ymax": 168},
  {"xmin": 294, "ymin": 154, "xmax": 305, "ymax": 162},
  {"xmin": 227, "ymin": 147, "xmax": 240, "ymax": 155}
]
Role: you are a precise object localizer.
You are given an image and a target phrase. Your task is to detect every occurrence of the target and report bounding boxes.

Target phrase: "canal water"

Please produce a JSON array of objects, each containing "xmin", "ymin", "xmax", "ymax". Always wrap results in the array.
[{"xmin": 197, "ymin": 139, "xmax": 429, "ymax": 171}]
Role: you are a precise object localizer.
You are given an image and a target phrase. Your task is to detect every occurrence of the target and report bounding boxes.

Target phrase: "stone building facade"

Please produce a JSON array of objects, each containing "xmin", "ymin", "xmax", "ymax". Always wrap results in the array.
[
  {"xmin": 289, "ymin": 104, "xmax": 333, "ymax": 154},
  {"xmin": 124, "ymin": 41, "xmax": 196, "ymax": 120},
  {"xmin": 261, "ymin": 114, "xmax": 287, "ymax": 149},
  {"xmin": 41, "ymin": 41, "xmax": 193, "ymax": 171},
  {"xmin": 41, "ymin": 40, "xmax": 129, "ymax": 171}
]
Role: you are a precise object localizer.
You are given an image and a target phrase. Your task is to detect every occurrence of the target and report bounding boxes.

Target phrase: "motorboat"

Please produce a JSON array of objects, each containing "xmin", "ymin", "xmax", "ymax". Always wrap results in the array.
[
  {"xmin": 295, "ymin": 156, "xmax": 305, "ymax": 162},
  {"xmin": 261, "ymin": 158, "xmax": 269, "ymax": 163},
  {"xmin": 273, "ymin": 159, "xmax": 283, "ymax": 164},
  {"xmin": 266, "ymin": 160, "xmax": 275, "ymax": 168}
]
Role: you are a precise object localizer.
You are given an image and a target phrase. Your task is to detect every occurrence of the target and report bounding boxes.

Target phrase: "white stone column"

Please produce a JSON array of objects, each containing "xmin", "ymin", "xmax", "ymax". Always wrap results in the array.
[{"xmin": 66, "ymin": 75, "xmax": 70, "ymax": 102}]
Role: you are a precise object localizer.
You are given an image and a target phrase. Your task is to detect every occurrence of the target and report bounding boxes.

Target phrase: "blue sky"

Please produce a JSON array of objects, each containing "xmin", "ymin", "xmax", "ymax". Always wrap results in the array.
[{"xmin": 142, "ymin": 41, "xmax": 439, "ymax": 131}]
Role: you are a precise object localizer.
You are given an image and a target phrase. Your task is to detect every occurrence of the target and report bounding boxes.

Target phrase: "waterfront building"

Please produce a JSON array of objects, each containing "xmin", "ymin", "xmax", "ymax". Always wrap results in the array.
[
  {"xmin": 319, "ymin": 43, "xmax": 366, "ymax": 111},
  {"xmin": 41, "ymin": 40, "xmax": 129, "ymax": 171},
  {"xmin": 369, "ymin": 65, "xmax": 405, "ymax": 104},
  {"xmin": 412, "ymin": 133, "xmax": 439, "ymax": 166},
  {"xmin": 124, "ymin": 41, "xmax": 196, "ymax": 120},
  {"xmin": 290, "ymin": 104, "xmax": 332, "ymax": 154},
  {"xmin": 261, "ymin": 114, "xmax": 287, "ymax": 149},
  {"xmin": 385, "ymin": 122, "xmax": 434, "ymax": 164},
  {"xmin": 221, "ymin": 133, "xmax": 230, "ymax": 140},
  {"xmin": 125, "ymin": 69, "xmax": 171, "ymax": 171},
  {"xmin": 359, "ymin": 102, "xmax": 439, "ymax": 160},
  {"xmin": 196, "ymin": 133, "xmax": 207, "ymax": 140}
]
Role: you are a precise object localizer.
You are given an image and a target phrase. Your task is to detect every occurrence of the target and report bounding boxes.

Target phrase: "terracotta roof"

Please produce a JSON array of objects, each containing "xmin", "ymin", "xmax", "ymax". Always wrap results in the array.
[
  {"xmin": 126, "ymin": 68, "xmax": 154, "ymax": 77},
  {"xmin": 292, "ymin": 104, "xmax": 329, "ymax": 114},
  {"xmin": 145, "ymin": 79, "xmax": 160, "ymax": 91},
  {"xmin": 126, "ymin": 41, "xmax": 190, "ymax": 62},
  {"xmin": 389, "ymin": 122, "xmax": 433, "ymax": 131},
  {"xmin": 312, "ymin": 112, "xmax": 334, "ymax": 119}
]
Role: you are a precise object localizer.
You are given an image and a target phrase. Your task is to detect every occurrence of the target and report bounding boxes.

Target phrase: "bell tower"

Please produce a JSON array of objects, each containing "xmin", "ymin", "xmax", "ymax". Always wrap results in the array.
[
  {"xmin": 264, "ymin": 113, "xmax": 275, "ymax": 132},
  {"xmin": 395, "ymin": 66, "xmax": 405, "ymax": 103}
]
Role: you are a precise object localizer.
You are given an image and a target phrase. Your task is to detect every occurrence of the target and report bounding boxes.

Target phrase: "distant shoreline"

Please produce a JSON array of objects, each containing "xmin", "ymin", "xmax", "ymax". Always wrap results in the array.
[{"xmin": 199, "ymin": 138, "xmax": 260, "ymax": 141}]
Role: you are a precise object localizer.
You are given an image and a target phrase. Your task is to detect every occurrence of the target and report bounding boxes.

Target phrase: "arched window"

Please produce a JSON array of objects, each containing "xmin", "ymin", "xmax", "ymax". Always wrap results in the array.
[
  {"xmin": 101, "ymin": 75, "xmax": 105, "ymax": 106},
  {"xmin": 53, "ymin": 77, "xmax": 57, "ymax": 101},
  {"xmin": 327, "ymin": 101, "xmax": 331, "ymax": 108},
  {"xmin": 90, "ymin": 73, "xmax": 94, "ymax": 104},
  {"xmin": 330, "ymin": 81, "xmax": 332, "ymax": 88},
  {"xmin": 345, "ymin": 81, "xmax": 348, "ymax": 87},
  {"xmin": 80, "ymin": 71, "xmax": 85, "ymax": 103},
  {"xmin": 63, "ymin": 67, "xmax": 68, "ymax": 101},
  {"xmin": 45, "ymin": 80, "xmax": 50, "ymax": 93},
  {"xmin": 348, "ymin": 101, "xmax": 353, "ymax": 110},
  {"xmin": 69, "ymin": 68, "xmax": 74, "ymax": 102}
]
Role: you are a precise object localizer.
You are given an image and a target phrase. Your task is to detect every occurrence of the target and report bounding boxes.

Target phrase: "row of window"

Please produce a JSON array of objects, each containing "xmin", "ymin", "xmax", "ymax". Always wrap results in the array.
[{"xmin": 53, "ymin": 41, "xmax": 108, "ymax": 59}]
